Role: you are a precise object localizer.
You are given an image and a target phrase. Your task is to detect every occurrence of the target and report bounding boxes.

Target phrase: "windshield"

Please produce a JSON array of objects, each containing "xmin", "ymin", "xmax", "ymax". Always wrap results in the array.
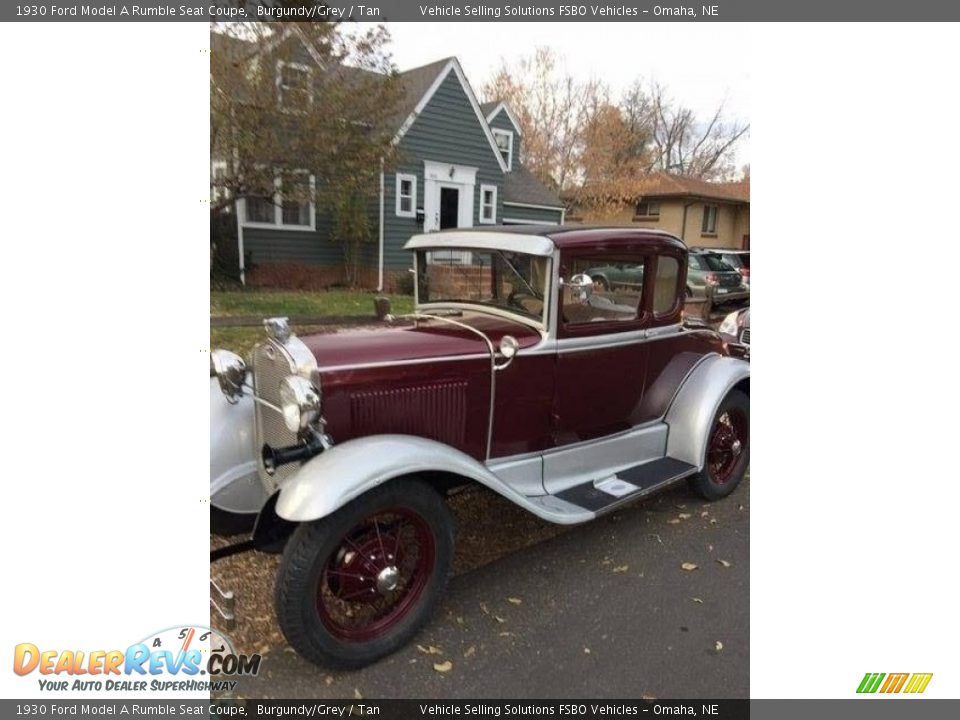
[{"xmin": 416, "ymin": 249, "xmax": 550, "ymax": 322}]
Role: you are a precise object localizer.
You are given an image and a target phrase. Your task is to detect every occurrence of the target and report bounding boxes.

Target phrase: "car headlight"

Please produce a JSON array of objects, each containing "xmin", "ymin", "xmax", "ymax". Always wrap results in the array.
[
  {"xmin": 718, "ymin": 311, "xmax": 740, "ymax": 336},
  {"xmin": 279, "ymin": 376, "xmax": 321, "ymax": 432}
]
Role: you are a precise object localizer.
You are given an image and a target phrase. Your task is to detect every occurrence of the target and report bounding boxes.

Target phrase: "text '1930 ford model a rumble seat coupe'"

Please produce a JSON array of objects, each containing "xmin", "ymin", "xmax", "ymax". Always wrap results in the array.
[{"xmin": 210, "ymin": 226, "xmax": 750, "ymax": 668}]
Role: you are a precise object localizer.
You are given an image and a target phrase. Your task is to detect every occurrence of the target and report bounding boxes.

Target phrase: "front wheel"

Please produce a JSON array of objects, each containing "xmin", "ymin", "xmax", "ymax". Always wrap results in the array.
[
  {"xmin": 275, "ymin": 478, "xmax": 454, "ymax": 668},
  {"xmin": 688, "ymin": 389, "xmax": 749, "ymax": 500}
]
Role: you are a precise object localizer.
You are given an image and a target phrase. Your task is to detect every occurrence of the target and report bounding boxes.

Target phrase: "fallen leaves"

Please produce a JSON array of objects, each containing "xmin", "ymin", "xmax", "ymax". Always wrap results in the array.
[
  {"xmin": 507, "ymin": 597, "xmax": 523, "ymax": 605},
  {"xmin": 681, "ymin": 562, "xmax": 698, "ymax": 571},
  {"xmin": 690, "ymin": 597, "xmax": 704, "ymax": 604},
  {"xmin": 433, "ymin": 660, "xmax": 453, "ymax": 674},
  {"xmin": 612, "ymin": 565, "xmax": 629, "ymax": 574},
  {"xmin": 678, "ymin": 513, "xmax": 692, "ymax": 520},
  {"xmin": 717, "ymin": 559, "xmax": 732, "ymax": 568},
  {"xmin": 463, "ymin": 645, "xmax": 476, "ymax": 658},
  {"xmin": 714, "ymin": 641, "xmax": 724, "ymax": 653},
  {"xmin": 417, "ymin": 644, "xmax": 443, "ymax": 656}
]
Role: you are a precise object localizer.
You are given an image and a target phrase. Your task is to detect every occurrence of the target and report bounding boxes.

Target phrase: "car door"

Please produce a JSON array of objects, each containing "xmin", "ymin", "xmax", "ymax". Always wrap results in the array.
[{"xmin": 550, "ymin": 250, "xmax": 652, "ymax": 450}]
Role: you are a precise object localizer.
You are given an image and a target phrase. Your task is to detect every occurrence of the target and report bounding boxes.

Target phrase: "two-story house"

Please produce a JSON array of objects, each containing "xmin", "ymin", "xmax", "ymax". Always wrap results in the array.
[{"xmin": 212, "ymin": 30, "xmax": 564, "ymax": 291}]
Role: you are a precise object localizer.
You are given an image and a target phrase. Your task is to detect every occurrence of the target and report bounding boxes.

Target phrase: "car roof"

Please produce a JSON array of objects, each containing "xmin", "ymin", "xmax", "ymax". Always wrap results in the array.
[{"xmin": 411, "ymin": 224, "xmax": 687, "ymax": 254}]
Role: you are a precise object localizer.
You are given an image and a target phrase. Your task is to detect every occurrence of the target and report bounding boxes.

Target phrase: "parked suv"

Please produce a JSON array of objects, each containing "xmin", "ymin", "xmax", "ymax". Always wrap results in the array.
[
  {"xmin": 211, "ymin": 226, "xmax": 750, "ymax": 668},
  {"xmin": 687, "ymin": 249, "xmax": 749, "ymax": 305},
  {"xmin": 694, "ymin": 247, "xmax": 750, "ymax": 285}
]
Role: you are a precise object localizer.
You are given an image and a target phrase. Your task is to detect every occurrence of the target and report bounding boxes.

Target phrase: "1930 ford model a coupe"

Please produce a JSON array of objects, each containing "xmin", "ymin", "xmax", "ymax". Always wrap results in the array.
[{"xmin": 210, "ymin": 226, "xmax": 750, "ymax": 668}]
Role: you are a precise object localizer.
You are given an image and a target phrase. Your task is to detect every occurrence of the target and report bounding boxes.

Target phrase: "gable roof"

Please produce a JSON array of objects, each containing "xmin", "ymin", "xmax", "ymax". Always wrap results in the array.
[
  {"xmin": 392, "ymin": 57, "xmax": 509, "ymax": 173},
  {"xmin": 504, "ymin": 165, "xmax": 563, "ymax": 209},
  {"xmin": 483, "ymin": 100, "xmax": 523, "ymax": 136}
]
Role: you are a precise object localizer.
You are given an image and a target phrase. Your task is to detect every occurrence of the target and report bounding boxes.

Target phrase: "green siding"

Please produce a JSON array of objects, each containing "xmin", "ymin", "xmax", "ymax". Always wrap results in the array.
[
  {"xmin": 502, "ymin": 203, "xmax": 563, "ymax": 224},
  {"xmin": 383, "ymin": 69, "xmax": 506, "ymax": 268},
  {"xmin": 243, "ymin": 209, "xmax": 343, "ymax": 267}
]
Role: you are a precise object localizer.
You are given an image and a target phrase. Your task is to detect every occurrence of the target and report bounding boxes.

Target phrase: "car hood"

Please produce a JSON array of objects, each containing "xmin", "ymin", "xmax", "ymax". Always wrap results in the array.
[{"xmin": 300, "ymin": 312, "xmax": 543, "ymax": 370}]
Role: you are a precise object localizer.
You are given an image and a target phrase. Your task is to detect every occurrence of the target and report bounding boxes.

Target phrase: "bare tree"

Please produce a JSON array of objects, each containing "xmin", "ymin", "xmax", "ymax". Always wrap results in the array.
[
  {"xmin": 482, "ymin": 48, "xmax": 605, "ymax": 190},
  {"xmin": 210, "ymin": 22, "xmax": 403, "ymax": 284},
  {"xmin": 639, "ymin": 81, "xmax": 749, "ymax": 180}
]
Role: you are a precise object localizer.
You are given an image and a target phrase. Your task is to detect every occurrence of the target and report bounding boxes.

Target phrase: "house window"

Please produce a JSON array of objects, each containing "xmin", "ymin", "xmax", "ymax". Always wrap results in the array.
[
  {"xmin": 492, "ymin": 129, "xmax": 513, "ymax": 170},
  {"xmin": 480, "ymin": 185, "xmax": 497, "ymax": 224},
  {"xmin": 701, "ymin": 205, "xmax": 718, "ymax": 235},
  {"xmin": 243, "ymin": 169, "xmax": 315, "ymax": 230},
  {"xmin": 396, "ymin": 173, "xmax": 417, "ymax": 218},
  {"xmin": 634, "ymin": 201, "xmax": 660, "ymax": 218},
  {"xmin": 277, "ymin": 61, "xmax": 312, "ymax": 111},
  {"xmin": 280, "ymin": 173, "xmax": 312, "ymax": 227}
]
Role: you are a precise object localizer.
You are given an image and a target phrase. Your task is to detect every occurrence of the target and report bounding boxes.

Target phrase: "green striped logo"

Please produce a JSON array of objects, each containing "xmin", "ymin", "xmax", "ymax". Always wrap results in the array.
[{"xmin": 857, "ymin": 672, "xmax": 932, "ymax": 694}]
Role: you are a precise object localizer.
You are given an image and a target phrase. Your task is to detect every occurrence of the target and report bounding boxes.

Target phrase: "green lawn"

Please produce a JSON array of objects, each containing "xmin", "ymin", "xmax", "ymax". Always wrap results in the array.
[
  {"xmin": 211, "ymin": 289, "xmax": 414, "ymax": 318},
  {"xmin": 210, "ymin": 289, "xmax": 414, "ymax": 358}
]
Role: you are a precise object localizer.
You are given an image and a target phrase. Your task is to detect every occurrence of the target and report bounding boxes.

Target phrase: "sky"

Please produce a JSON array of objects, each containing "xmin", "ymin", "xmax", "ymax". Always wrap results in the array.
[{"xmin": 382, "ymin": 22, "xmax": 752, "ymax": 168}]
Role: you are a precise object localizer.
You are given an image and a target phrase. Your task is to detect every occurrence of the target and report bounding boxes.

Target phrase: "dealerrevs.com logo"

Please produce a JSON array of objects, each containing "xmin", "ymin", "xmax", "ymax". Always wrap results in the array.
[
  {"xmin": 857, "ymin": 672, "xmax": 933, "ymax": 694},
  {"xmin": 12, "ymin": 625, "xmax": 260, "ymax": 693}
]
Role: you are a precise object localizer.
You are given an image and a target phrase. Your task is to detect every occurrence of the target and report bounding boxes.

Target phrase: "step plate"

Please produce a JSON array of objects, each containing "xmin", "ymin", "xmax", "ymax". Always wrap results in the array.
[{"xmin": 555, "ymin": 457, "xmax": 697, "ymax": 513}]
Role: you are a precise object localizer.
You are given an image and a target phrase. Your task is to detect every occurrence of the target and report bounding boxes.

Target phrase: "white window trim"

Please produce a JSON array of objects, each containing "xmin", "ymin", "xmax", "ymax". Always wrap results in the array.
[
  {"xmin": 479, "ymin": 184, "xmax": 497, "ymax": 224},
  {"xmin": 276, "ymin": 60, "xmax": 313, "ymax": 111},
  {"xmin": 241, "ymin": 169, "xmax": 316, "ymax": 231},
  {"xmin": 492, "ymin": 128, "xmax": 514, "ymax": 171},
  {"xmin": 395, "ymin": 173, "xmax": 417, "ymax": 218}
]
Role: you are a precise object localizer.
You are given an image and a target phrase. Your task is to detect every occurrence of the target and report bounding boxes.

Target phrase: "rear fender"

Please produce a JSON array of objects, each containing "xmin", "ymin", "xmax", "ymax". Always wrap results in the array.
[
  {"xmin": 276, "ymin": 434, "xmax": 561, "ymax": 523},
  {"xmin": 664, "ymin": 355, "xmax": 750, "ymax": 471}
]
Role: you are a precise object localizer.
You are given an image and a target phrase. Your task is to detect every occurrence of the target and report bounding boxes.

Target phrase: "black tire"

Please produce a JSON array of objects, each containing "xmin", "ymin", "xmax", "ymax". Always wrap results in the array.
[
  {"xmin": 275, "ymin": 478, "xmax": 455, "ymax": 669},
  {"xmin": 211, "ymin": 506, "xmax": 257, "ymax": 536},
  {"xmin": 688, "ymin": 389, "xmax": 750, "ymax": 500}
]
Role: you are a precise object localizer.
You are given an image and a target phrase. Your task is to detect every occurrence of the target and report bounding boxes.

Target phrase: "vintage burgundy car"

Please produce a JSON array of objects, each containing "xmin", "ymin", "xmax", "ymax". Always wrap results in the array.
[{"xmin": 210, "ymin": 226, "xmax": 750, "ymax": 668}]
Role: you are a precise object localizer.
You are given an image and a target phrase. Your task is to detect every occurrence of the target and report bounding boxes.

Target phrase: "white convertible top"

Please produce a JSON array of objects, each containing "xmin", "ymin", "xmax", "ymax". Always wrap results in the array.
[{"xmin": 404, "ymin": 231, "xmax": 555, "ymax": 257}]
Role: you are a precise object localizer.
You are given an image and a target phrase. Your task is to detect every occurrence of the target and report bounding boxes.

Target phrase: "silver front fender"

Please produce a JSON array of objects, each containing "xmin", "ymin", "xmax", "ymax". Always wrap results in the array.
[
  {"xmin": 275, "ymin": 434, "xmax": 586, "ymax": 525},
  {"xmin": 664, "ymin": 355, "xmax": 750, "ymax": 470},
  {"xmin": 210, "ymin": 377, "xmax": 268, "ymax": 514}
]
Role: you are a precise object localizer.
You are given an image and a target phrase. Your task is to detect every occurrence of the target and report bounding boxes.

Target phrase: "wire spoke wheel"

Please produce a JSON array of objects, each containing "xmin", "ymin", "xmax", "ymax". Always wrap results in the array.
[
  {"xmin": 707, "ymin": 409, "xmax": 748, "ymax": 484},
  {"xmin": 688, "ymin": 389, "xmax": 750, "ymax": 501},
  {"xmin": 275, "ymin": 478, "xmax": 454, "ymax": 668},
  {"xmin": 317, "ymin": 509, "xmax": 436, "ymax": 642}
]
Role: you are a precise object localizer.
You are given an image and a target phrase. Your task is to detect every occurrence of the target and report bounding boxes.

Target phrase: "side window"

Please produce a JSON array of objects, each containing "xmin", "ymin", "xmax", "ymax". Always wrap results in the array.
[
  {"xmin": 562, "ymin": 256, "xmax": 645, "ymax": 326},
  {"xmin": 653, "ymin": 256, "xmax": 680, "ymax": 316}
]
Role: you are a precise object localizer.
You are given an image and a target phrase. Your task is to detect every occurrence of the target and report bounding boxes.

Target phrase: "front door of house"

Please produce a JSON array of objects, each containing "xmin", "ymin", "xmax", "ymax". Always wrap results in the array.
[
  {"xmin": 440, "ymin": 187, "xmax": 460, "ymax": 229},
  {"xmin": 423, "ymin": 161, "xmax": 477, "ymax": 233}
]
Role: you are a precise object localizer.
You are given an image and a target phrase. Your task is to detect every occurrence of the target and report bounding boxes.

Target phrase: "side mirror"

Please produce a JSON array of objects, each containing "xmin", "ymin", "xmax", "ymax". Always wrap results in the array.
[
  {"xmin": 568, "ymin": 273, "xmax": 594, "ymax": 303},
  {"xmin": 211, "ymin": 349, "xmax": 247, "ymax": 403}
]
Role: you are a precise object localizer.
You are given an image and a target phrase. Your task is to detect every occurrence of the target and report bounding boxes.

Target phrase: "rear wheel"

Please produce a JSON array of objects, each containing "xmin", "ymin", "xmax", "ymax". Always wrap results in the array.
[
  {"xmin": 275, "ymin": 478, "xmax": 454, "ymax": 668},
  {"xmin": 688, "ymin": 389, "xmax": 749, "ymax": 500}
]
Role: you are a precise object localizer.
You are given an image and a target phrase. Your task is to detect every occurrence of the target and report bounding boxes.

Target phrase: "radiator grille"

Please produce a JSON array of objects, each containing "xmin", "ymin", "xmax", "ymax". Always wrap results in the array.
[
  {"xmin": 253, "ymin": 340, "xmax": 299, "ymax": 490},
  {"xmin": 350, "ymin": 381, "xmax": 468, "ymax": 448}
]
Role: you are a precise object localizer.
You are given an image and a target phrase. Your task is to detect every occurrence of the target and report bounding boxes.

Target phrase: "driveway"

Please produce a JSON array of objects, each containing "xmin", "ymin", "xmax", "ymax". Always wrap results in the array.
[{"xmin": 230, "ymin": 476, "xmax": 749, "ymax": 699}]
